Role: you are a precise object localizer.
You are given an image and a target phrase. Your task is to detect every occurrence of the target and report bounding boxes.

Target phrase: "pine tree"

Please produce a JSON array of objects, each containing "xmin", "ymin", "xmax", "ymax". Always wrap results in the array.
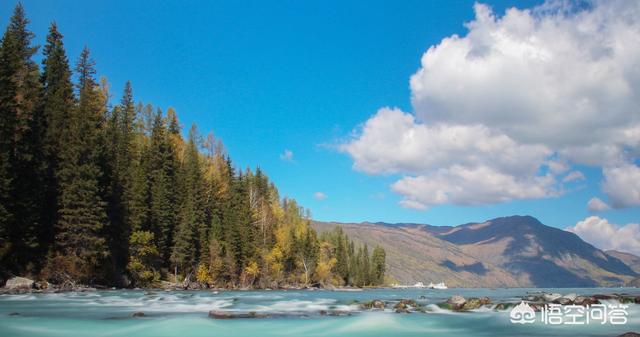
[
  {"xmin": 166, "ymin": 107, "xmax": 180, "ymax": 135},
  {"xmin": 104, "ymin": 81, "xmax": 136, "ymax": 279},
  {"xmin": 371, "ymin": 246, "xmax": 386, "ymax": 285},
  {"xmin": 39, "ymin": 22, "xmax": 75, "ymax": 262},
  {"xmin": 0, "ymin": 3, "xmax": 43, "ymax": 275},
  {"xmin": 52, "ymin": 47, "xmax": 109, "ymax": 283},
  {"xmin": 148, "ymin": 109, "xmax": 177, "ymax": 263},
  {"xmin": 171, "ymin": 125, "xmax": 205, "ymax": 276}
]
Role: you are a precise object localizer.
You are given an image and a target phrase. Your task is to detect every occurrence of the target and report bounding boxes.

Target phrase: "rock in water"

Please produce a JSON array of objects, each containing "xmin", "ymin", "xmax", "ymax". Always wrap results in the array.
[
  {"xmin": 208, "ymin": 310, "xmax": 266, "ymax": 319},
  {"xmin": 542, "ymin": 293, "xmax": 562, "ymax": 302},
  {"xmin": 4, "ymin": 277, "xmax": 34, "ymax": 290},
  {"xmin": 360, "ymin": 299, "xmax": 385, "ymax": 310},
  {"xmin": 132, "ymin": 312, "xmax": 145, "ymax": 317},
  {"xmin": 573, "ymin": 296, "xmax": 599, "ymax": 306},
  {"xmin": 441, "ymin": 295, "xmax": 466, "ymax": 311},
  {"xmin": 494, "ymin": 303, "xmax": 515, "ymax": 311},
  {"xmin": 460, "ymin": 297, "xmax": 491, "ymax": 311},
  {"xmin": 394, "ymin": 299, "xmax": 418, "ymax": 313}
]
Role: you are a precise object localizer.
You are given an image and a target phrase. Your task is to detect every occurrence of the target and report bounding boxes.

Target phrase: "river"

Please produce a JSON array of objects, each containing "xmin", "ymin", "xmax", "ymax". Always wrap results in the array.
[{"xmin": 1, "ymin": 288, "xmax": 638, "ymax": 336}]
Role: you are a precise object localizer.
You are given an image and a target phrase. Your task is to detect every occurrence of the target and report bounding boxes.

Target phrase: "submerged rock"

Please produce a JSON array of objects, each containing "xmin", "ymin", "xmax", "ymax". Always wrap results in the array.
[
  {"xmin": 593, "ymin": 294, "xmax": 616, "ymax": 300},
  {"xmin": 617, "ymin": 333, "xmax": 640, "ymax": 337},
  {"xmin": 319, "ymin": 310, "xmax": 352, "ymax": 316},
  {"xmin": 494, "ymin": 303, "xmax": 515, "ymax": 311},
  {"xmin": 542, "ymin": 293, "xmax": 562, "ymax": 302},
  {"xmin": 4, "ymin": 277, "xmax": 34, "ymax": 290},
  {"xmin": 553, "ymin": 297, "xmax": 573, "ymax": 305},
  {"xmin": 620, "ymin": 296, "xmax": 636, "ymax": 304},
  {"xmin": 208, "ymin": 310, "xmax": 266, "ymax": 319},
  {"xmin": 573, "ymin": 296, "xmax": 600, "ymax": 306},
  {"xmin": 394, "ymin": 299, "xmax": 418, "ymax": 313},
  {"xmin": 360, "ymin": 299, "xmax": 385, "ymax": 310}
]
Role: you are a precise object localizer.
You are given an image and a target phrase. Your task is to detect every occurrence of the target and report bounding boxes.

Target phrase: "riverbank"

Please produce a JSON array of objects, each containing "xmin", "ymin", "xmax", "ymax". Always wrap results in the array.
[{"xmin": 0, "ymin": 276, "xmax": 372, "ymax": 295}]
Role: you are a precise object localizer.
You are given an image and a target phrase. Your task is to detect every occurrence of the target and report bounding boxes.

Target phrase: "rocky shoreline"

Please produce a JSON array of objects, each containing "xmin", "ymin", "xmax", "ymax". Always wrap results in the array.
[
  {"xmin": 0, "ymin": 276, "xmax": 367, "ymax": 294},
  {"xmin": 3, "ymin": 277, "xmax": 640, "ymax": 319}
]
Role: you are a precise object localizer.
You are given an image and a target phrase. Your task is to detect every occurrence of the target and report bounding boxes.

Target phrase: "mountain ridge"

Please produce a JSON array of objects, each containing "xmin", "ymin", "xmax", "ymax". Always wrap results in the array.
[{"xmin": 312, "ymin": 215, "xmax": 637, "ymax": 287}]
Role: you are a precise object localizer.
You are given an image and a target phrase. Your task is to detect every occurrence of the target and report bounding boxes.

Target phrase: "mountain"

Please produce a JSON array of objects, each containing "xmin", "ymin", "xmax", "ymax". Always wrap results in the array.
[
  {"xmin": 606, "ymin": 250, "xmax": 640, "ymax": 274},
  {"xmin": 312, "ymin": 221, "xmax": 520, "ymax": 287},
  {"xmin": 312, "ymin": 215, "xmax": 637, "ymax": 287}
]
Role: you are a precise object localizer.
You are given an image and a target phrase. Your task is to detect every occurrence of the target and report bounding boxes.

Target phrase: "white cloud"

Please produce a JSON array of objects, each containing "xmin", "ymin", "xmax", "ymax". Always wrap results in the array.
[
  {"xmin": 341, "ymin": 108, "xmax": 551, "ymax": 177},
  {"xmin": 280, "ymin": 149, "xmax": 294, "ymax": 162},
  {"xmin": 391, "ymin": 166, "xmax": 555, "ymax": 209},
  {"xmin": 567, "ymin": 216, "xmax": 640, "ymax": 256},
  {"xmin": 587, "ymin": 197, "xmax": 610, "ymax": 212},
  {"xmin": 602, "ymin": 163, "xmax": 640, "ymax": 208},
  {"xmin": 340, "ymin": 107, "xmax": 556, "ymax": 209},
  {"xmin": 562, "ymin": 170, "xmax": 585, "ymax": 183},
  {"xmin": 314, "ymin": 192, "xmax": 327, "ymax": 200},
  {"xmin": 410, "ymin": 1, "xmax": 640, "ymax": 160},
  {"xmin": 339, "ymin": 0, "xmax": 640, "ymax": 210}
]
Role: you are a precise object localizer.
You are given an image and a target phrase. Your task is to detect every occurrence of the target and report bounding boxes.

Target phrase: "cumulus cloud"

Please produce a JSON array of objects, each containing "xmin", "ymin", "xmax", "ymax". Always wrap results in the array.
[
  {"xmin": 341, "ymin": 108, "xmax": 551, "ymax": 177},
  {"xmin": 602, "ymin": 163, "xmax": 640, "ymax": 208},
  {"xmin": 587, "ymin": 197, "xmax": 610, "ymax": 212},
  {"xmin": 391, "ymin": 166, "xmax": 555, "ymax": 209},
  {"xmin": 567, "ymin": 216, "xmax": 640, "ymax": 256},
  {"xmin": 314, "ymin": 192, "xmax": 327, "ymax": 200},
  {"xmin": 340, "ymin": 108, "xmax": 556, "ymax": 208},
  {"xmin": 280, "ymin": 149, "xmax": 294, "ymax": 162},
  {"xmin": 340, "ymin": 0, "xmax": 640, "ymax": 210},
  {"xmin": 410, "ymin": 1, "xmax": 640, "ymax": 156}
]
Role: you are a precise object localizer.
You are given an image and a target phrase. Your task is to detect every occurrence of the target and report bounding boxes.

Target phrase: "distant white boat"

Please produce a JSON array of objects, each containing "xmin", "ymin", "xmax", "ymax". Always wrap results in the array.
[
  {"xmin": 392, "ymin": 281, "xmax": 447, "ymax": 289},
  {"xmin": 428, "ymin": 282, "xmax": 448, "ymax": 290}
]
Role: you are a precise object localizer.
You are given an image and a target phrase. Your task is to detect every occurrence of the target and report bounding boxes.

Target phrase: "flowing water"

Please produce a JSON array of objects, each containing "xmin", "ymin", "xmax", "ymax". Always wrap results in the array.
[{"xmin": 1, "ymin": 288, "xmax": 638, "ymax": 337}]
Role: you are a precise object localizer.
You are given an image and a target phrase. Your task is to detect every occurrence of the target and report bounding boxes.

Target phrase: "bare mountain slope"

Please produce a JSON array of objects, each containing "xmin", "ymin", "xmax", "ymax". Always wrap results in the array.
[
  {"xmin": 312, "ymin": 221, "xmax": 520, "ymax": 287},
  {"xmin": 606, "ymin": 250, "xmax": 640, "ymax": 274},
  {"xmin": 313, "ymin": 216, "xmax": 637, "ymax": 287}
]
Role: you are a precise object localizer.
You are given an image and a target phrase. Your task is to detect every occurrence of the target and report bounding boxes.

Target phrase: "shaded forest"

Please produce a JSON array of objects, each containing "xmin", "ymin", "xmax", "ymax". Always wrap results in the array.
[{"xmin": 0, "ymin": 4, "xmax": 385, "ymax": 289}]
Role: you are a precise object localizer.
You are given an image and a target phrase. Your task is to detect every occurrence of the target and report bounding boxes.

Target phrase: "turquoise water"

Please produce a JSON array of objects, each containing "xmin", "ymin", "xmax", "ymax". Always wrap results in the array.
[{"xmin": 1, "ymin": 288, "xmax": 638, "ymax": 337}]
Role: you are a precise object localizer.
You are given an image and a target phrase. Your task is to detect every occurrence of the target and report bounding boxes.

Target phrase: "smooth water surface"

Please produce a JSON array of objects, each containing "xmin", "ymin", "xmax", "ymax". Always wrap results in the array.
[{"xmin": 1, "ymin": 288, "xmax": 638, "ymax": 337}]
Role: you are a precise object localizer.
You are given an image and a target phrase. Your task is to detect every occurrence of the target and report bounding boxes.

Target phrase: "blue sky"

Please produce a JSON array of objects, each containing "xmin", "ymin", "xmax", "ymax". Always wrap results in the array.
[{"xmin": 1, "ymin": 0, "xmax": 638, "ymax": 233}]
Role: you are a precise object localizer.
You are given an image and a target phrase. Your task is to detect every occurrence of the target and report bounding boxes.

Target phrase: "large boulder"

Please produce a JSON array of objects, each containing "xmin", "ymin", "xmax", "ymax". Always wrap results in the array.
[
  {"xmin": 438, "ymin": 295, "xmax": 466, "ymax": 311},
  {"xmin": 4, "ymin": 277, "xmax": 34, "ymax": 290}
]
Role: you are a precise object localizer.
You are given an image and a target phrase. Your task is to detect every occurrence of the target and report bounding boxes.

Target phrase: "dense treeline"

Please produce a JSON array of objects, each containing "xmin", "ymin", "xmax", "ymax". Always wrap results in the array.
[{"xmin": 0, "ymin": 4, "xmax": 385, "ymax": 289}]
